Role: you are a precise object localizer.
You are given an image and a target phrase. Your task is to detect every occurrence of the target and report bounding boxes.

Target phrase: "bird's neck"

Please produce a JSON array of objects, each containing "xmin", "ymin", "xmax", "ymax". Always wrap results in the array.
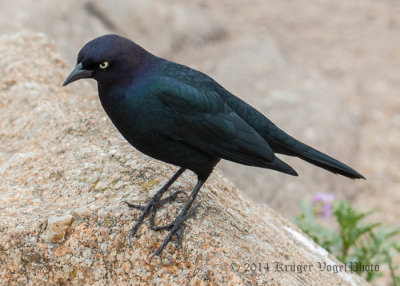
[{"xmin": 97, "ymin": 82, "xmax": 127, "ymax": 104}]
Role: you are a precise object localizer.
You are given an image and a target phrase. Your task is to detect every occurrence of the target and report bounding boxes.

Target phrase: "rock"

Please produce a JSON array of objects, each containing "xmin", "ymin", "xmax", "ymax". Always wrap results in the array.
[
  {"xmin": 0, "ymin": 33, "xmax": 367, "ymax": 285},
  {"xmin": 45, "ymin": 214, "xmax": 73, "ymax": 243}
]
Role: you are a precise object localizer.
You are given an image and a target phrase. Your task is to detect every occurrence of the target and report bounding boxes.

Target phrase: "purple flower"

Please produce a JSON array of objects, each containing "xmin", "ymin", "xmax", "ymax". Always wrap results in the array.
[{"xmin": 312, "ymin": 193, "xmax": 335, "ymax": 218}]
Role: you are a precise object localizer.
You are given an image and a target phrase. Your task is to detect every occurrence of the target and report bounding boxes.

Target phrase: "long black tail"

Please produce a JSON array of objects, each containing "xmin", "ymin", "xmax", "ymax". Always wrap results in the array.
[
  {"xmin": 216, "ymin": 86, "xmax": 365, "ymax": 179},
  {"xmin": 273, "ymin": 135, "xmax": 365, "ymax": 179}
]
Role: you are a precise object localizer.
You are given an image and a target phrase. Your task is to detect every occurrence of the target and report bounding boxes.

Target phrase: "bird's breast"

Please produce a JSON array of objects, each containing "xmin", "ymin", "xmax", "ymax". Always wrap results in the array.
[{"xmin": 98, "ymin": 85, "xmax": 172, "ymax": 153}]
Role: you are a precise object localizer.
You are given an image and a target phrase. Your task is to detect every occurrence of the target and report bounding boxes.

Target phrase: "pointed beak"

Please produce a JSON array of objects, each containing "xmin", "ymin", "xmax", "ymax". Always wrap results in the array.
[{"xmin": 62, "ymin": 62, "xmax": 93, "ymax": 86}]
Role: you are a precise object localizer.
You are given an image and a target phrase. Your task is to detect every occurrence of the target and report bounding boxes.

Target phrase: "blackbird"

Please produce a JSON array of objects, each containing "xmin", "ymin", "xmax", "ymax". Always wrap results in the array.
[{"xmin": 63, "ymin": 34, "xmax": 364, "ymax": 257}]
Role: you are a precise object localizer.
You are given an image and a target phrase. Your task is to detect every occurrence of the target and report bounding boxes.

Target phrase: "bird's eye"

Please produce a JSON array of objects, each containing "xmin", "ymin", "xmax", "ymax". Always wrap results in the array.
[{"xmin": 99, "ymin": 61, "xmax": 109, "ymax": 69}]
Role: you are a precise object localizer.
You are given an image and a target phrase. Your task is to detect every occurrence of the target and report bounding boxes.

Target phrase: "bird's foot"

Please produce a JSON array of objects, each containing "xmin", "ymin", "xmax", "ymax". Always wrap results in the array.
[
  {"xmin": 151, "ymin": 204, "xmax": 199, "ymax": 259},
  {"xmin": 124, "ymin": 190, "xmax": 183, "ymax": 239}
]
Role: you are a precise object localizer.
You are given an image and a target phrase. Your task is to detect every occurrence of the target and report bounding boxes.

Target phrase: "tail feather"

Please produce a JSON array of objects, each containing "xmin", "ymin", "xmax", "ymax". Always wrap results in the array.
[
  {"xmin": 297, "ymin": 147, "xmax": 364, "ymax": 179},
  {"xmin": 278, "ymin": 141, "xmax": 365, "ymax": 179}
]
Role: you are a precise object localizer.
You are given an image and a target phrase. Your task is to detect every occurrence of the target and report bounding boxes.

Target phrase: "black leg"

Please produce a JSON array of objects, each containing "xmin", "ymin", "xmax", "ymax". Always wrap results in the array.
[
  {"xmin": 151, "ymin": 178, "xmax": 206, "ymax": 258},
  {"xmin": 124, "ymin": 167, "xmax": 185, "ymax": 239}
]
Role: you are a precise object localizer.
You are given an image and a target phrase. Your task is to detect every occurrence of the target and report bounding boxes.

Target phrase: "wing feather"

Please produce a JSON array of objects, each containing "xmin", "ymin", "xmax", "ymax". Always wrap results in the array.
[{"xmin": 151, "ymin": 78, "xmax": 276, "ymax": 166}]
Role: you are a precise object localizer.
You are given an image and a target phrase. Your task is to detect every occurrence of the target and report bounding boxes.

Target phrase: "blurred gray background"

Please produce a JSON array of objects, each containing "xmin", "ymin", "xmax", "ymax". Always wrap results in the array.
[{"xmin": 1, "ymin": 0, "xmax": 398, "ymax": 238}]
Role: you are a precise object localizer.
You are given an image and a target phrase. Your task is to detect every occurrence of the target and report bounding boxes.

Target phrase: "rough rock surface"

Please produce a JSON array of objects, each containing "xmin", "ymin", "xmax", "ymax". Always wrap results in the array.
[{"xmin": 0, "ymin": 33, "xmax": 368, "ymax": 285}]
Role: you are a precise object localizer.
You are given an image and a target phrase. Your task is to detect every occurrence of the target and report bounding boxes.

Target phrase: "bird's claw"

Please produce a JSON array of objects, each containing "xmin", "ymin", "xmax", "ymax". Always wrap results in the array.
[
  {"xmin": 157, "ymin": 190, "xmax": 183, "ymax": 206},
  {"xmin": 124, "ymin": 190, "xmax": 182, "ymax": 211},
  {"xmin": 123, "ymin": 201, "xmax": 146, "ymax": 211},
  {"xmin": 151, "ymin": 220, "xmax": 185, "ymax": 258},
  {"xmin": 150, "ymin": 204, "xmax": 200, "ymax": 257},
  {"xmin": 124, "ymin": 190, "xmax": 183, "ymax": 238},
  {"xmin": 150, "ymin": 204, "xmax": 199, "ymax": 231}
]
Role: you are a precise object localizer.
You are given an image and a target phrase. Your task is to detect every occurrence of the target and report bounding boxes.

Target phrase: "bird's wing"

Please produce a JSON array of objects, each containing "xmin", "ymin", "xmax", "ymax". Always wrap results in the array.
[
  {"xmin": 151, "ymin": 77, "xmax": 278, "ymax": 167},
  {"xmin": 215, "ymin": 86, "xmax": 364, "ymax": 179}
]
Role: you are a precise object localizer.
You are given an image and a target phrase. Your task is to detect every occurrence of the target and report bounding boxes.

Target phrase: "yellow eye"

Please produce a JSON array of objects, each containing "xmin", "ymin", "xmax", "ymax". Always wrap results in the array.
[{"xmin": 99, "ymin": 61, "xmax": 109, "ymax": 69}]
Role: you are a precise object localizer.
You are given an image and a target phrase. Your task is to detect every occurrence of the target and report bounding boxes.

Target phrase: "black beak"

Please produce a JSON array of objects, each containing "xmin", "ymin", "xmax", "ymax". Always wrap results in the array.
[{"xmin": 62, "ymin": 62, "xmax": 93, "ymax": 86}]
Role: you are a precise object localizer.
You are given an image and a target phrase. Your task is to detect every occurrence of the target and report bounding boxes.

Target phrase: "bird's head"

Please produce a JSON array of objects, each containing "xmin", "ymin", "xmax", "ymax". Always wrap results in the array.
[{"xmin": 63, "ymin": 34, "xmax": 149, "ymax": 87}]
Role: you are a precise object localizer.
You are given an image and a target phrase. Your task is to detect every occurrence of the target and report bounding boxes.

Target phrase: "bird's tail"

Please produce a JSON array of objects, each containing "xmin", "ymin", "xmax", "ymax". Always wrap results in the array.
[{"xmin": 273, "ymin": 134, "xmax": 365, "ymax": 179}]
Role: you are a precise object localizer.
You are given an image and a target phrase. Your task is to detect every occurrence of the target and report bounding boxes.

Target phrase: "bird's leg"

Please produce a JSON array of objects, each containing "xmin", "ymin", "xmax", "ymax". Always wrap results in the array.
[
  {"xmin": 151, "ymin": 178, "xmax": 205, "ymax": 258},
  {"xmin": 124, "ymin": 167, "xmax": 185, "ymax": 238}
]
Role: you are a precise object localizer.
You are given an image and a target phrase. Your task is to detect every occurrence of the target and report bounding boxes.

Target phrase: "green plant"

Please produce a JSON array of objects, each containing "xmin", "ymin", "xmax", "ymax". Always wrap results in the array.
[{"xmin": 294, "ymin": 195, "xmax": 400, "ymax": 284}]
